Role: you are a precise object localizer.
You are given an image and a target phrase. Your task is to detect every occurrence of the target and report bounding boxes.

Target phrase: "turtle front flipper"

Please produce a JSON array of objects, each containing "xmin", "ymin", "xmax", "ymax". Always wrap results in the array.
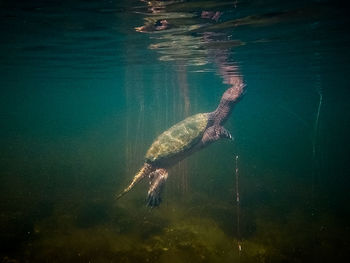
[
  {"xmin": 201, "ymin": 125, "xmax": 233, "ymax": 146},
  {"xmin": 217, "ymin": 126, "xmax": 232, "ymax": 140},
  {"xmin": 147, "ymin": 168, "xmax": 168, "ymax": 207}
]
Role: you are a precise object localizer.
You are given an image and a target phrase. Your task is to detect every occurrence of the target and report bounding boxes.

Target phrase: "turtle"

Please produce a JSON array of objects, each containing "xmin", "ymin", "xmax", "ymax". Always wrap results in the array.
[{"xmin": 116, "ymin": 82, "xmax": 245, "ymax": 206}]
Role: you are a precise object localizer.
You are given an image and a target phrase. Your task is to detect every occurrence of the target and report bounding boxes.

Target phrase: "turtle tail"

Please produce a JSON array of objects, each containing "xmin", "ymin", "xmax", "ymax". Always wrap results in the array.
[{"xmin": 116, "ymin": 163, "xmax": 153, "ymax": 200}]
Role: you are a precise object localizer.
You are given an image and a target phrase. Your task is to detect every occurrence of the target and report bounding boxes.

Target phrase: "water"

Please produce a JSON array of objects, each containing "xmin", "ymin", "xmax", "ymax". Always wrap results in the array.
[{"xmin": 1, "ymin": 0, "xmax": 349, "ymax": 262}]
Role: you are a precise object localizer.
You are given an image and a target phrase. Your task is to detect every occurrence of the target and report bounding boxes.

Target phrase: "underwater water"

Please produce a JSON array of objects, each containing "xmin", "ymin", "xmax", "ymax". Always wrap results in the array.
[{"xmin": 1, "ymin": 0, "xmax": 350, "ymax": 262}]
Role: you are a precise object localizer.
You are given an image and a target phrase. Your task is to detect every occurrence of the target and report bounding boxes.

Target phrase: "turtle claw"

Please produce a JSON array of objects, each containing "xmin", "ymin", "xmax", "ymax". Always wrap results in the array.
[
  {"xmin": 147, "ymin": 191, "xmax": 162, "ymax": 207},
  {"xmin": 218, "ymin": 126, "xmax": 232, "ymax": 140},
  {"xmin": 226, "ymin": 130, "xmax": 233, "ymax": 140}
]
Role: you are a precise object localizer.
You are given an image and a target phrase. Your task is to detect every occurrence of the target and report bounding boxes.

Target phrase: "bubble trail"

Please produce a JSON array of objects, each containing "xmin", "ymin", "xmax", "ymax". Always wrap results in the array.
[{"xmin": 234, "ymin": 155, "xmax": 242, "ymax": 257}]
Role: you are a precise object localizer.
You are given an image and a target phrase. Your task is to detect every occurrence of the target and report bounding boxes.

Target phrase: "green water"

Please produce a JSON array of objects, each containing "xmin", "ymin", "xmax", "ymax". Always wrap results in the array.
[{"xmin": 1, "ymin": 0, "xmax": 349, "ymax": 262}]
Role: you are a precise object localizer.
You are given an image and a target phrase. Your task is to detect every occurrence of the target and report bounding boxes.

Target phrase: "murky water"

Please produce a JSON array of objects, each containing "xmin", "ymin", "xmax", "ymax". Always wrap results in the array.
[{"xmin": 1, "ymin": 0, "xmax": 349, "ymax": 262}]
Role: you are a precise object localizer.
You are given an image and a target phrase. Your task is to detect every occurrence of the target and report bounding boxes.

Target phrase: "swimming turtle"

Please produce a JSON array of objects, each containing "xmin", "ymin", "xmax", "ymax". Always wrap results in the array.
[{"xmin": 116, "ymin": 83, "xmax": 245, "ymax": 206}]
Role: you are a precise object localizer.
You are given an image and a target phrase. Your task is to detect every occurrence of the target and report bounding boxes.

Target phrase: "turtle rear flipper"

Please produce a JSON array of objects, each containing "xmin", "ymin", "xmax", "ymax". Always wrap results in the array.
[{"xmin": 147, "ymin": 168, "xmax": 168, "ymax": 207}]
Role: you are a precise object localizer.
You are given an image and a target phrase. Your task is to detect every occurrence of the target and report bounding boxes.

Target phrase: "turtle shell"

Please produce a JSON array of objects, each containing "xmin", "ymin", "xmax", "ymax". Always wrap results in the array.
[{"xmin": 145, "ymin": 113, "xmax": 209, "ymax": 163}]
